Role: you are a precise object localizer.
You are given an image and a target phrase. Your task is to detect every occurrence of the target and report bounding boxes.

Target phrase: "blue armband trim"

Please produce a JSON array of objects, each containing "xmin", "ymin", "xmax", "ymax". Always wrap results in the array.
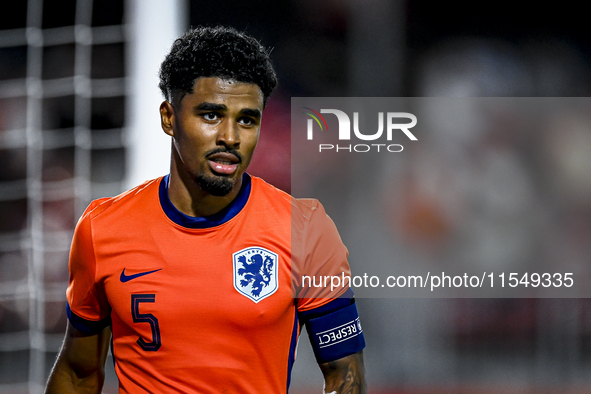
[
  {"xmin": 306, "ymin": 301, "xmax": 366, "ymax": 364},
  {"xmin": 66, "ymin": 302, "xmax": 111, "ymax": 334}
]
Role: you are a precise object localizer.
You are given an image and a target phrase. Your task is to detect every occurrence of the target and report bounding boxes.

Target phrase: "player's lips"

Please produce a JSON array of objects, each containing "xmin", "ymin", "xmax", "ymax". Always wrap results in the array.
[{"xmin": 207, "ymin": 152, "xmax": 241, "ymax": 175}]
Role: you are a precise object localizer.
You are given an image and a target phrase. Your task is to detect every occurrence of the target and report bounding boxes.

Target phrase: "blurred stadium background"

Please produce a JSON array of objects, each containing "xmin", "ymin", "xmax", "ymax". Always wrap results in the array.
[{"xmin": 1, "ymin": 0, "xmax": 591, "ymax": 393}]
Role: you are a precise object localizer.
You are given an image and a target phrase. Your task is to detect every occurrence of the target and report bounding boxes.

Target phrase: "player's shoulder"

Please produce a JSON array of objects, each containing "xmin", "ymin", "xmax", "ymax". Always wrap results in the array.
[
  {"xmin": 248, "ymin": 174, "xmax": 325, "ymax": 215},
  {"xmin": 80, "ymin": 177, "xmax": 162, "ymax": 222},
  {"xmin": 249, "ymin": 174, "xmax": 292, "ymax": 205},
  {"xmin": 292, "ymin": 198, "xmax": 332, "ymax": 236},
  {"xmin": 291, "ymin": 197, "xmax": 323, "ymax": 214}
]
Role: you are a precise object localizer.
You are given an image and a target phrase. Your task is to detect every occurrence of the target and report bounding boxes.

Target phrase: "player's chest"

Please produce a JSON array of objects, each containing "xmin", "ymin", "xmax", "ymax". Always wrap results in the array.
[{"xmin": 97, "ymin": 226, "xmax": 293, "ymax": 327}]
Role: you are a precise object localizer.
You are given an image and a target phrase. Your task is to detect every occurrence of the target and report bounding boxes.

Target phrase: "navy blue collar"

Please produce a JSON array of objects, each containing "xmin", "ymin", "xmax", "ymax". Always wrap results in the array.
[{"xmin": 159, "ymin": 173, "xmax": 251, "ymax": 229}]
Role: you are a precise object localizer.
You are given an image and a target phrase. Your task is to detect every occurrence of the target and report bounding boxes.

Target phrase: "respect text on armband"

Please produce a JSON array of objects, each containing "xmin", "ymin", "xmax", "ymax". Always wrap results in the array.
[{"xmin": 315, "ymin": 318, "xmax": 363, "ymax": 348}]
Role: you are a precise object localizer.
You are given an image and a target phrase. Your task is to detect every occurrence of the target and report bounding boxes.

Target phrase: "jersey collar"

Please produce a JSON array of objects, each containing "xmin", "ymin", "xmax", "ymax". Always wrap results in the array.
[{"xmin": 159, "ymin": 173, "xmax": 251, "ymax": 229}]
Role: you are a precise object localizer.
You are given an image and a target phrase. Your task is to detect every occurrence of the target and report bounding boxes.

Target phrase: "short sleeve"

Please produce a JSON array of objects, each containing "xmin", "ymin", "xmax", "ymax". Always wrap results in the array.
[
  {"xmin": 65, "ymin": 200, "xmax": 111, "ymax": 333},
  {"xmin": 292, "ymin": 198, "xmax": 352, "ymax": 312}
]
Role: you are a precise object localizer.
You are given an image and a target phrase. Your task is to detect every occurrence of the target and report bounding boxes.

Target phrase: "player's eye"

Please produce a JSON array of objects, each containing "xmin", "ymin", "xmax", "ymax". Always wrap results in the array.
[
  {"xmin": 202, "ymin": 112, "xmax": 219, "ymax": 121},
  {"xmin": 238, "ymin": 117, "xmax": 256, "ymax": 126}
]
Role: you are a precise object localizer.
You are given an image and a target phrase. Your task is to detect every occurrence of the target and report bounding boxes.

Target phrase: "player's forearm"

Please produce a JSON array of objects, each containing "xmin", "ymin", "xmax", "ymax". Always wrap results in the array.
[
  {"xmin": 45, "ymin": 363, "xmax": 105, "ymax": 394},
  {"xmin": 320, "ymin": 350, "xmax": 366, "ymax": 394}
]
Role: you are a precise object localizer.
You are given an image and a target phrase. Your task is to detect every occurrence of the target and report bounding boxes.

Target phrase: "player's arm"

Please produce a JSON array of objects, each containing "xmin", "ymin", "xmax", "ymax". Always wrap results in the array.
[
  {"xmin": 320, "ymin": 350, "xmax": 366, "ymax": 394},
  {"xmin": 294, "ymin": 199, "xmax": 367, "ymax": 392},
  {"xmin": 45, "ymin": 321, "xmax": 111, "ymax": 394},
  {"xmin": 299, "ymin": 295, "xmax": 366, "ymax": 394}
]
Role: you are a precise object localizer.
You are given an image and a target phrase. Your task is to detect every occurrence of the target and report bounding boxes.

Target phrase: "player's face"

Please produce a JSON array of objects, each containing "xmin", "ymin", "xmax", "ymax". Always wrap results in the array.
[{"xmin": 161, "ymin": 77, "xmax": 264, "ymax": 196}]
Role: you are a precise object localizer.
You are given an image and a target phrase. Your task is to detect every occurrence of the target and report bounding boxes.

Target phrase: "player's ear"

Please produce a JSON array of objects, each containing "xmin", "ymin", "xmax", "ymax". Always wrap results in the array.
[{"xmin": 160, "ymin": 101, "xmax": 175, "ymax": 137}]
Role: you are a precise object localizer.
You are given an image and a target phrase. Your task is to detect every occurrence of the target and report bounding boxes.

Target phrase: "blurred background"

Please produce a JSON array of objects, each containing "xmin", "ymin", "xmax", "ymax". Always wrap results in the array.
[{"xmin": 1, "ymin": 0, "xmax": 591, "ymax": 393}]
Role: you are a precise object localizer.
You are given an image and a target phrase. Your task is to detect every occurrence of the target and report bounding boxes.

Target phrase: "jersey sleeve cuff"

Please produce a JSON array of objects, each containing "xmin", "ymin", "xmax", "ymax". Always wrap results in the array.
[
  {"xmin": 66, "ymin": 302, "xmax": 111, "ymax": 334},
  {"xmin": 297, "ymin": 287, "xmax": 355, "ymax": 323}
]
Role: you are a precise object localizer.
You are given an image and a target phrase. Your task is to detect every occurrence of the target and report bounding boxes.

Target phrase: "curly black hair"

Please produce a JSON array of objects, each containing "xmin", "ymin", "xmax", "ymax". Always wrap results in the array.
[{"xmin": 159, "ymin": 26, "xmax": 278, "ymax": 107}]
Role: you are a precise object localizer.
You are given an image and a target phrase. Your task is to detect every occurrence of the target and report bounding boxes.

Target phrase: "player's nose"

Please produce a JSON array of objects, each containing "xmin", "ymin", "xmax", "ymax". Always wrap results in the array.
[{"xmin": 216, "ymin": 120, "xmax": 240, "ymax": 148}]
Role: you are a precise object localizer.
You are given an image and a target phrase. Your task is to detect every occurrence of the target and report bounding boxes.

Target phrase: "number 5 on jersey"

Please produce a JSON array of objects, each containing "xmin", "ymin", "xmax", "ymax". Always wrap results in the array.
[{"xmin": 131, "ymin": 294, "xmax": 161, "ymax": 351}]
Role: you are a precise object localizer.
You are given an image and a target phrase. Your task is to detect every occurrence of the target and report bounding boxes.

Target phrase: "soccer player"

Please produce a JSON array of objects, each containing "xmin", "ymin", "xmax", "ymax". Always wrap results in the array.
[{"xmin": 45, "ymin": 26, "xmax": 366, "ymax": 394}]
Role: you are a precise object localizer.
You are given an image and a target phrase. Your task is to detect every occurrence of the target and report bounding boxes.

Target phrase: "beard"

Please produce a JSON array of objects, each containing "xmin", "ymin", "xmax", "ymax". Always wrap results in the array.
[{"xmin": 194, "ymin": 173, "xmax": 236, "ymax": 196}]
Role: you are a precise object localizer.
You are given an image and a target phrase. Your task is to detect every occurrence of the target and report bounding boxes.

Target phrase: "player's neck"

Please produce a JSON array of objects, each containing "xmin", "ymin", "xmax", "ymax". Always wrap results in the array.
[{"xmin": 167, "ymin": 169, "xmax": 243, "ymax": 218}]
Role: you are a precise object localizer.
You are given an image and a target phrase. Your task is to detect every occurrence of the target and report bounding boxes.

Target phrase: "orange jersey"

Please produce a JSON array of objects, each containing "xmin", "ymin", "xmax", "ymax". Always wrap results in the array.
[{"xmin": 66, "ymin": 174, "xmax": 352, "ymax": 393}]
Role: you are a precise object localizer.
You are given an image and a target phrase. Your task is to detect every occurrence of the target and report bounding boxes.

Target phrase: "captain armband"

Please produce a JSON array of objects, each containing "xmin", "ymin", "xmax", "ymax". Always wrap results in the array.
[{"xmin": 305, "ymin": 302, "xmax": 366, "ymax": 364}]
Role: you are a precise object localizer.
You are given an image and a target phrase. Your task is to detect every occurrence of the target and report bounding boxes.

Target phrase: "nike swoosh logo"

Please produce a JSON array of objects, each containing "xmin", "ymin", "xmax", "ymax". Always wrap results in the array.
[{"xmin": 120, "ymin": 268, "xmax": 162, "ymax": 283}]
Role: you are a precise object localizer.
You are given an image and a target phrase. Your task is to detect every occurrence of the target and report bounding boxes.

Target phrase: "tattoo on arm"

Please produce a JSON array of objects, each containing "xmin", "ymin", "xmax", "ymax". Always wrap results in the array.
[{"xmin": 320, "ymin": 351, "xmax": 366, "ymax": 394}]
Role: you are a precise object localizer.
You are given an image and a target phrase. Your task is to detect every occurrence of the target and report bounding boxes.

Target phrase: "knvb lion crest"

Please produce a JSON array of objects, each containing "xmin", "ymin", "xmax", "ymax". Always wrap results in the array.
[{"xmin": 233, "ymin": 247, "xmax": 278, "ymax": 303}]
